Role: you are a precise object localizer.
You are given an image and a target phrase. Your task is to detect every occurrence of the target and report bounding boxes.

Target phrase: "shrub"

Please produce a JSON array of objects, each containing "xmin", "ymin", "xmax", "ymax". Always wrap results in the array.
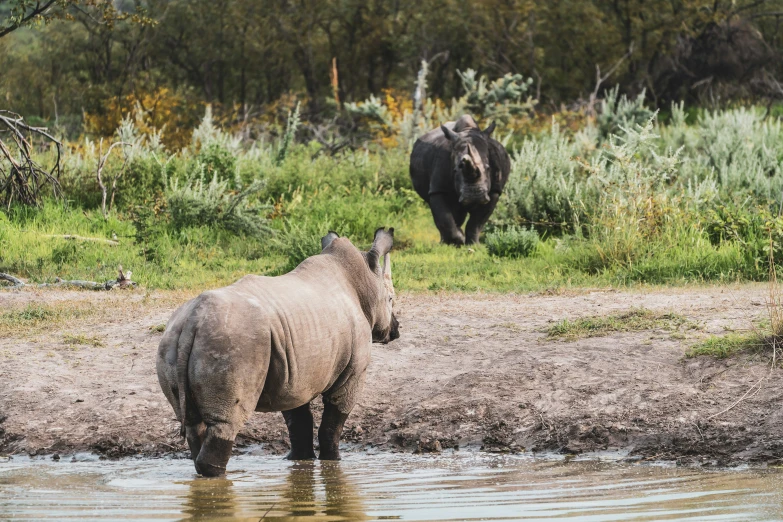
[
  {"xmin": 494, "ymin": 121, "xmax": 587, "ymax": 230},
  {"xmin": 485, "ymin": 226, "xmax": 539, "ymax": 258},
  {"xmin": 165, "ymin": 166, "xmax": 272, "ymax": 239},
  {"xmin": 458, "ymin": 69, "xmax": 536, "ymax": 123},
  {"xmin": 273, "ymin": 219, "xmax": 332, "ymax": 274},
  {"xmin": 597, "ymin": 86, "xmax": 655, "ymax": 140},
  {"xmin": 275, "ymin": 102, "xmax": 301, "ymax": 165}
]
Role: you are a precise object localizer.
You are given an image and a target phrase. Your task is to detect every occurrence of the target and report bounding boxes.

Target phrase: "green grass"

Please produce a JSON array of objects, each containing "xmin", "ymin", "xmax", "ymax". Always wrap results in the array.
[
  {"xmin": 687, "ymin": 332, "xmax": 775, "ymax": 359},
  {"xmin": 0, "ymin": 198, "xmax": 770, "ymax": 292},
  {"xmin": 547, "ymin": 308, "xmax": 693, "ymax": 341}
]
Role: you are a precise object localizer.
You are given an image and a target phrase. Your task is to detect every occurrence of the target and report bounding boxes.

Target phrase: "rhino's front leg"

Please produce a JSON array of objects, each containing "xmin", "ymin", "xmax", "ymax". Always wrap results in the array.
[
  {"xmin": 429, "ymin": 194, "xmax": 466, "ymax": 245},
  {"xmin": 464, "ymin": 192, "xmax": 500, "ymax": 244},
  {"xmin": 282, "ymin": 403, "xmax": 316, "ymax": 460},
  {"xmin": 318, "ymin": 401, "xmax": 349, "ymax": 461}
]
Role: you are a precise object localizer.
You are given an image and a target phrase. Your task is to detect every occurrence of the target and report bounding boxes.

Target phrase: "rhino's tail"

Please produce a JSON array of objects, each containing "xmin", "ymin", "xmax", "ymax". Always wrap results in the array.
[{"xmin": 176, "ymin": 317, "xmax": 198, "ymax": 438}]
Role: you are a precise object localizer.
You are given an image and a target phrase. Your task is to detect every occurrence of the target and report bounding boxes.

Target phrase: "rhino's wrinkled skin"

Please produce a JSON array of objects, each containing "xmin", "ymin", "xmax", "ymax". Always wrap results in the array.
[
  {"xmin": 157, "ymin": 228, "xmax": 399, "ymax": 477},
  {"xmin": 410, "ymin": 115, "xmax": 511, "ymax": 245}
]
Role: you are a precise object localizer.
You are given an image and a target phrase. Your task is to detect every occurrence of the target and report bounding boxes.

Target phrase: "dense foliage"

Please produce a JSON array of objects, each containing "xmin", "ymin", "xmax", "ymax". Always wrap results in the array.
[
  {"xmin": 2, "ymin": 89, "xmax": 783, "ymax": 291},
  {"xmin": 2, "ymin": 0, "xmax": 783, "ymax": 139}
]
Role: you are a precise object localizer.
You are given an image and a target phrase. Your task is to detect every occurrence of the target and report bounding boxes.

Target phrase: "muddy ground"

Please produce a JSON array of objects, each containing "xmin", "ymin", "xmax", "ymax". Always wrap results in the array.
[{"xmin": 1, "ymin": 284, "xmax": 782, "ymax": 466}]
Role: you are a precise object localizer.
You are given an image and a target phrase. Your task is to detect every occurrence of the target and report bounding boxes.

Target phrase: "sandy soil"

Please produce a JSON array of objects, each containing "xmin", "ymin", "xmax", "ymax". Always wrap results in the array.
[{"xmin": 2, "ymin": 284, "xmax": 782, "ymax": 465}]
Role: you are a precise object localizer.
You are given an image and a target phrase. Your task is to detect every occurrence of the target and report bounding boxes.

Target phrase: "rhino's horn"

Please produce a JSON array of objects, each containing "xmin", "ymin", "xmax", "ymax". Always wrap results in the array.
[
  {"xmin": 367, "ymin": 227, "xmax": 394, "ymax": 273},
  {"xmin": 441, "ymin": 124, "xmax": 458, "ymax": 142},
  {"xmin": 483, "ymin": 121, "xmax": 496, "ymax": 137},
  {"xmin": 321, "ymin": 231, "xmax": 340, "ymax": 251}
]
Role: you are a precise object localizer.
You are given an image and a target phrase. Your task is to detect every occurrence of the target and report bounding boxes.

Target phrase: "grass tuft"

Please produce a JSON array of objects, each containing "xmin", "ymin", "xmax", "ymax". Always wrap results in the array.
[
  {"xmin": 0, "ymin": 303, "xmax": 95, "ymax": 337},
  {"xmin": 63, "ymin": 333, "xmax": 105, "ymax": 347},
  {"xmin": 686, "ymin": 332, "xmax": 772, "ymax": 359},
  {"xmin": 547, "ymin": 308, "xmax": 692, "ymax": 341}
]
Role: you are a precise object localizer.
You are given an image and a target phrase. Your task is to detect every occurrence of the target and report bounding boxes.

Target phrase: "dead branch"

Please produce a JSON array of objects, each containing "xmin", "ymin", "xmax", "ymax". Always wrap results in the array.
[
  {"xmin": 43, "ymin": 234, "xmax": 120, "ymax": 245},
  {"xmin": 0, "ymin": 266, "xmax": 136, "ymax": 291},
  {"xmin": 586, "ymin": 43, "xmax": 635, "ymax": 117},
  {"xmin": 0, "ymin": 273, "xmax": 25, "ymax": 288},
  {"xmin": 0, "ymin": 111, "xmax": 62, "ymax": 208},
  {"xmin": 96, "ymin": 139, "xmax": 130, "ymax": 218}
]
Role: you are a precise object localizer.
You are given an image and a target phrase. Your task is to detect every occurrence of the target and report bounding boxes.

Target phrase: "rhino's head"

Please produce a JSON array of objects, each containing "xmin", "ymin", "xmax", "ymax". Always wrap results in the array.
[
  {"xmin": 321, "ymin": 228, "xmax": 400, "ymax": 344},
  {"xmin": 441, "ymin": 121, "xmax": 496, "ymax": 207}
]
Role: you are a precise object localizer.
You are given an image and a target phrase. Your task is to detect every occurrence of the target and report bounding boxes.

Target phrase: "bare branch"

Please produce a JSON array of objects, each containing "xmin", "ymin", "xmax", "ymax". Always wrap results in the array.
[
  {"xmin": 586, "ymin": 43, "xmax": 635, "ymax": 117},
  {"xmin": 0, "ymin": 0, "xmax": 59, "ymax": 39},
  {"xmin": 96, "ymin": 139, "xmax": 130, "ymax": 218},
  {"xmin": 0, "ymin": 112, "xmax": 62, "ymax": 207}
]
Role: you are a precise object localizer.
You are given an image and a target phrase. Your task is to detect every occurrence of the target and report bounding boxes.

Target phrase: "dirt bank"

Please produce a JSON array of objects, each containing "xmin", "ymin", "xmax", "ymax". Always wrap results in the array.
[{"xmin": 1, "ymin": 284, "xmax": 782, "ymax": 465}]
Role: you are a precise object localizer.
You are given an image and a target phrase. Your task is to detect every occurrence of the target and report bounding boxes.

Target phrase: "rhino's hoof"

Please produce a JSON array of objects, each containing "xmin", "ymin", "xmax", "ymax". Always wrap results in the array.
[
  {"xmin": 319, "ymin": 452, "xmax": 341, "ymax": 461},
  {"xmin": 196, "ymin": 461, "xmax": 227, "ymax": 477},
  {"xmin": 285, "ymin": 450, "xmax": 316, "ymax": 461}
]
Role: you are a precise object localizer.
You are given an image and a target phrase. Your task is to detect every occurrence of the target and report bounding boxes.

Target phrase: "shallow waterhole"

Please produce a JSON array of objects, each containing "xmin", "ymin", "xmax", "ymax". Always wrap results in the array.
[{"xmin": 1, "ymin": 452, "xmax": 782, "ymax": 521}]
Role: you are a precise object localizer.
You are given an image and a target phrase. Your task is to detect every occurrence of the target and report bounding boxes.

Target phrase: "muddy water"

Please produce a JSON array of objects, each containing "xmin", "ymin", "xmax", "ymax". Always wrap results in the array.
[{"xmin": 2, "ymin": 453, "xmax": 783, "ymax": 521}]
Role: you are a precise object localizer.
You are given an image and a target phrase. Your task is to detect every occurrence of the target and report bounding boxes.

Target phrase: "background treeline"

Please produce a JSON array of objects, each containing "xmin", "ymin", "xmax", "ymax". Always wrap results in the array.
[{"xmin": 2, "ymin": 0, "xmax": 783, "ymax": 137}]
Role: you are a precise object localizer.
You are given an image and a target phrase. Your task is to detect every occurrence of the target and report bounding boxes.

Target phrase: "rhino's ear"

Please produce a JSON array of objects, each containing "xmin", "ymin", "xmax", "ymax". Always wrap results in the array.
[
  {"xmin": 383, "ymin": 252, "xmax": 392, "ymax": 281},
  {"xmin": 482, "ymin": 121, "xmax": 496, "ymax": 137},
  {"xmin": 367, "ymin": 227, "xmax": 394, "ymax": 273},
  {"xmin": 321, "ymin": 231, "xmax": 339, "ymax": 251},
  {"xmin": 441, "ymin": 124, "xmax": 458, "ymax": 142}
]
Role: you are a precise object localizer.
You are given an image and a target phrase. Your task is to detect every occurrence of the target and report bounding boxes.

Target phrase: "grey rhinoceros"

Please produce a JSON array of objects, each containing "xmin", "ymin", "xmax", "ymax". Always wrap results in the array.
[
  {"xmin": 410, "ymin": 115, "xmax": 511, "ymax": 245},
  {"xmin": 157, "ymin": 228, "xmax": 399, "ymax": 476}
]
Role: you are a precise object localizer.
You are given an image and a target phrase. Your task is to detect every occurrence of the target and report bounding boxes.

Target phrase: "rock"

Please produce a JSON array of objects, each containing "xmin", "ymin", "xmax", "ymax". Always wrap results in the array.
[{"xmin": 417, "ymin": 436, "xmax": 443, "ymax": 453}]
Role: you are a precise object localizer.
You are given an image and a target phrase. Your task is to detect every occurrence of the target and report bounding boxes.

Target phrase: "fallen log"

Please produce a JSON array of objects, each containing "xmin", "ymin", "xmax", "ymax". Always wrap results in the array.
[
  {"xmin": 0, "ymin": 266, "xmax": 135, "ymax": 290},
  {"xmin": 43, "ymin": 234, "xmax": 120, "ymax": 246},
  {"xmin": 0, "ymin": 273, "xmax": 25, "ymax": 288}
]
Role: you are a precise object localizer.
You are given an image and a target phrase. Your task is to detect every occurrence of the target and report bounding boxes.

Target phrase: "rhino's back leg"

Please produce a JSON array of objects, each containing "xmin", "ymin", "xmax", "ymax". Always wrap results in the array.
[
  {"xmin": 189, "ymin": 328, "xmax": 271, "ymax": 477},
  {"xmin": 318, "ymin": 400, "xmax": 350, "ymax": 461},
  {"xmin": 282, "ymin": 403, "xmax": 316, "ymax": 460},
  {"xmin": 318, "ymin": 352, "xmax": 368, "ymax": 460}
]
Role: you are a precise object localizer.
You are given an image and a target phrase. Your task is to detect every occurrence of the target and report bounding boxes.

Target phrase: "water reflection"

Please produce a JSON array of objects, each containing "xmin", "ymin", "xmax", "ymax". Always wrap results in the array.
[
  {"xmin": 320, "ymin": 461, "xmax": 368, "ymax": 521},
  {"xmin": 180, "ymin": 460, "xmax": 368, "ymax": 520},
  {"xmin": 181, "ymin": 476, "xmax": 238, "ymax": 520},
  {"xmin": 2, "ymin": 454, "xmax": 783, "ymax": 520}
]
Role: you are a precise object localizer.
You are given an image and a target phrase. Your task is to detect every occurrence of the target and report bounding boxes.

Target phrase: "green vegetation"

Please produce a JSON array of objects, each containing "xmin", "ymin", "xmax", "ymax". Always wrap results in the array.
[
  {"xmin": 547, "ymin": 308, "xmax": 692, "ymax": 341},
  {"xmin": 149, "ymin": 323, "xmax": 166, "ymax": 333},
  {"xmin": 686, "ymin": 333, "xmax": 768, "ymax": 359},
  {"xmin": 2, "ymin": 0, "xmax": 782, "ymax": 128},
  {"xmin": 485, "ymin": 227, "xmax": 539, "ymax": 258},
  {"xmin": 3, "ymin": 98, "xmax": 783, "ymax": 292}
]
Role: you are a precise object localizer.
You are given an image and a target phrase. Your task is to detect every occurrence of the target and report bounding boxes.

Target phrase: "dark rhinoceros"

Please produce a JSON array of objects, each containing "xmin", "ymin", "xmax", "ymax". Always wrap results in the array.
[
  {"xmin": 157, "ymin": 228, "xmax": 399, "ymax": 476},
  {"xmin": 410, "ymin": 115, "xmax": 511, "ymax": 245}
]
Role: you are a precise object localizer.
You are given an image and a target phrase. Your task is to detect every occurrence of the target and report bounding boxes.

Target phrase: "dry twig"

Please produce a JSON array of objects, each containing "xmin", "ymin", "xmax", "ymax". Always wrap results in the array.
[
  {"xmin": 585, "ymin": 43, "xmax": 635, "ymax": 117},
  {"xmin": 96, "ymin": 139, "xmax": 131, "ymax": 218}
]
